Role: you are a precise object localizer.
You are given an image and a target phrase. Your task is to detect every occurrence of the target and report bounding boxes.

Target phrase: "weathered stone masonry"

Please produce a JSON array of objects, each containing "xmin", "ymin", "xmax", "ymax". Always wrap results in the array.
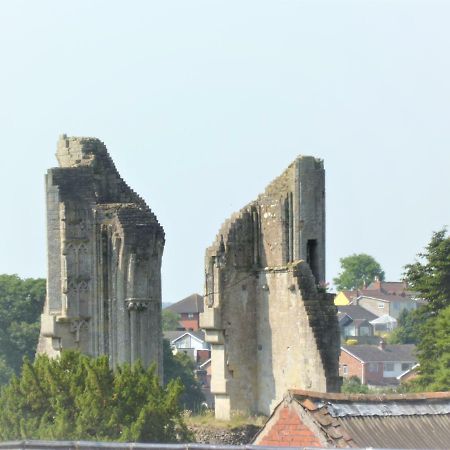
[
  {"xmin": 200, "ymin": 156, "xmax": 341, "ymax": 419},
  {"xmin": 38, "ymin": 136, "xmax": 164, "ymax": 376}
]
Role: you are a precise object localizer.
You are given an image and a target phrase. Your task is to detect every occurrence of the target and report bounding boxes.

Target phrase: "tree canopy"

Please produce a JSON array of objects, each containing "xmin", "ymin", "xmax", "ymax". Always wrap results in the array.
[
  {"xmin": 413, "ymin": 304, "xmax": 450, "ymax": 391},
  {"xmin": 333, "ymin": 253, "xmax": 385, "ymax": 291},
  {"xmin": 0, "ymin": 351, "xmax": 191, "ymax": 442},
  {"xmin": 163, "ymin": 339, "xmax": 205, "ymax": 411},
  {"xmin": 401, "ymin": 229, "xmax": 450, "ymax": 391},
  {"xmin": 162, "ymin": 310, "xmax": 181, "ymax": 331},
  {"xmin": 0, "ymin": 274, "xmax": 45, "ymax": 382},
  {"xmin": 387, "ymin": 309, "xmax": 421, "ymax": 345},
  {"xmin": 404, "ymin": 228, "xmax": 450, "ymax": 315},
  {"xmin": 341, "ymin": 376, "xmax": 369, "ymax": 394}
]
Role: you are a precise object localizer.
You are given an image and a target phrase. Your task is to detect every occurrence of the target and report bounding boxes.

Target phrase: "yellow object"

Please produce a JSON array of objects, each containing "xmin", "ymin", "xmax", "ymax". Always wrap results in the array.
[{"xmin": 334, "ymin": 292, "xmax": 350, "ymax": 305}]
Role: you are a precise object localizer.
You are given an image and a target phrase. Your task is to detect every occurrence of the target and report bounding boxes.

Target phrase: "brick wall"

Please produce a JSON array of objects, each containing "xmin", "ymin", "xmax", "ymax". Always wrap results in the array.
[
  {"xmin": 340, "ymin": 349, "xmax": 364, "ymax": 380},
  {"xmin": 364, "ymin": 361, "xmax": 384, "ymax": 385},
  {"xmin": 340, "ymin": 349, "xmax": 384, "ymax": 384},
  {"xmin": 180, "ymin": 313, "xmax": 200, "ymax": 330},
  {"xmin": 257, "ymin": 404, "xmax": 322, "ymax": 447},
  {"xmin": 197, "ymin": 349, "xmax": 211, "ymax": 365}
]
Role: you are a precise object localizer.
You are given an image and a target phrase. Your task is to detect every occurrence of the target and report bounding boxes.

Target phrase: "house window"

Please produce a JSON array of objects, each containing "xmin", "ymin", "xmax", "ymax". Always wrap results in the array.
[
  {"xmin": 368, "ymin": 363, "xmax": 378, "ymax": 373},
  {"xmin": 402, "ymin": 363, "xmax": 410, "ymax": 371},
  {"xmin": 359, "ymin": 326, "xmax": 370, "ymax": 336},
  {"xmin": 344, "ymin": 325, "xmax": 356, "ymax": 337},
  {"xmin": 343, "ymin": 364, "xmax": 348, "ymax": 376},
  {"xmin": 187, "ymin": 313, "xmax": 194, "ymax": 319},
  {"xmin": 378, "ymin": 302, "xmax": 384, "ymax": 309},
  {"xmin": 385, "ymin": 363, "xmax": 394, "ymax": 371}
]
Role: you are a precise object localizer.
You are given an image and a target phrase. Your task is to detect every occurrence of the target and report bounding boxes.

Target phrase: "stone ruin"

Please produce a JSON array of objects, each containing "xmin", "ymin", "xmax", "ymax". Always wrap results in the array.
[
  {"xmin": 200, "ymin": 156, "xmax": 341, "ymax": 419},
  {"xmin": 37, "ymin": 141, "xmax": 340, "ymax": 416},
  {"xmin": 38, "ymin": 136, "xmax": 164, "ymax": 375}
]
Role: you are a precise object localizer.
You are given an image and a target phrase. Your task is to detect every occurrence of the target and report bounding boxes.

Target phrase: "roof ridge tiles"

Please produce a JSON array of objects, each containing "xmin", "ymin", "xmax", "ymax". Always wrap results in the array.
[{"xmin": 290, "ymin": 389, "xmax": 450, "ymax": 402}]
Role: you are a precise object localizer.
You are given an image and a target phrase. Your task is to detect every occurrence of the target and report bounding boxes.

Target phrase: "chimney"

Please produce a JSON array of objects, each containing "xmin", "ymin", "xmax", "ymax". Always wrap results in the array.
[
  {"xmin": 378, "ymin": 339, "xmax": 386, "ymax": 351},
  {"xmin": 374, "ymin": 276, "xmax": 381, "ymax": 291}
]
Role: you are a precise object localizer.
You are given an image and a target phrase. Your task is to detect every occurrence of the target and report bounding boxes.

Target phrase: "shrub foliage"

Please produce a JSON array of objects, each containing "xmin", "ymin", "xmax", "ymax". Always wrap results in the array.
[{"xmin": 0, "ymin": 351, "xmax": 191, "ymax": 443}]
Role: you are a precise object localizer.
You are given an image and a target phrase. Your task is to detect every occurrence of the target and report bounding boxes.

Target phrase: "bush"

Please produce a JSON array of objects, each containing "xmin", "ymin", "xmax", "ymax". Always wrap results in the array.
[
  {"xmin": 0, "ymin": 351, "xmax": 192, "ymax": 443},
  {"xmin": 341, "ymin": 376, "xmax": 369, "ymax": 394},
  {"xmin": 163, "ymin": 339, "xmax": 205, "ymax": 412},
  {"xmin": 0, "ymin": 275, "xmax": 45, "ymax": 382}
]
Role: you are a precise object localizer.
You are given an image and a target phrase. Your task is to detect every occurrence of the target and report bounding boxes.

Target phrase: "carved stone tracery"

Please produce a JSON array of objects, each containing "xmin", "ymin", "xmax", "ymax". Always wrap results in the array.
[{"xmin": 37, "ymin": 136, "xmax": 165, "ymax": 375}]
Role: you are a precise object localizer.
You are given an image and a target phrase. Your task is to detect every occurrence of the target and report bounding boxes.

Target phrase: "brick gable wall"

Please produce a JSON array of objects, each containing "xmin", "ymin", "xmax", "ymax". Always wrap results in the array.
[
  {"xmin": 340, "ymin": 348, "xmax": 364, "ymax": 380},
  {"xmin": 256, "ymin": 404, "xmax": 322, "ymax": 447},
  {"xmin": 179, "ymin": 313, "xmax": 200, "ymax": 330},
  {"xmin": 340, "ymin": 350, "xmax": 384, "ymax": 384}
]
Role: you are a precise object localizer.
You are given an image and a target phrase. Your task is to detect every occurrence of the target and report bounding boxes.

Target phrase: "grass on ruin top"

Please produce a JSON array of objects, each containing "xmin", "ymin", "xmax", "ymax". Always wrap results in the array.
[{"xmin": 183, "ymin": 410, "xmax": 267, "ymax": 429}]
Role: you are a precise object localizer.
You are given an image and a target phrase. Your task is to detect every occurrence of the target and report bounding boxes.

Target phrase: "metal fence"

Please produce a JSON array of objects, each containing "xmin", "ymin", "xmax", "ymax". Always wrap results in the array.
[{"xmin": 0, "ymin": 441, "xmax": 414, "ymax": 450}]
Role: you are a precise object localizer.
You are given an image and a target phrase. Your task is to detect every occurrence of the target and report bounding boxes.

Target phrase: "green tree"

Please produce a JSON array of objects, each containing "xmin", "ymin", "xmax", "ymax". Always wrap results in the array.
[
  {"xmin": 333, "ymin": 254, "xmax": 385, "ymax": 291},
  {"xmin": 404, "ymin": 228, "xmax": 450, "ymax": 315},
  {"xmin": 0, "ymin": 351, "xmax": 191, "ymax": 442},
  {"xmin": 162, "ymin": 310, "xmax": 181, "ymax": 331},
  {"xmin": 163, "ymin": 339, "xmax": 204, "ymax": 411},
  {"xmin": 402, "ymin": 229, "xmax": 450, "ymax": 391},
  {"xmin": 0, "ymin": 275, "xmax": 46, "ymax": 380},
  {"xmin": 413, "ymin": 305, "xmax": 450, "ymax": 391},
  {"xmin": 388, "ymin": 309, "xmax": 421, "ymax": 344},
  {"xmin": 0, "ymin": 358, "xmax": 14, "ymax": 386},
  {"xmin": 341, "ymin": 376, "xmax": 369, "ymax": 394}
]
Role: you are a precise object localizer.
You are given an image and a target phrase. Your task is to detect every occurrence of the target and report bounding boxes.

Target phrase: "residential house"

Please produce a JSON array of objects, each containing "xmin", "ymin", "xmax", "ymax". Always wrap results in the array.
[
  {"xmin": 334, "ymin": 290, "xmax": 355, "ymax": 306},
  {"xmin": 253, "ymin": 389, "xmax": 450, "ymax": 449},
  {"xmin": 356, "ymin": 292, "xmax": 417, "ymax": 319},
  {"xmin": 196, "ymin": 358, "xmax": 214, "ymax": 408},
  {"xmin": 337, "ymin": 305, "xmax": 378, "ymax": 342},
  {"xmin": 397, "ymin": 363, "xmax": 420, "ymax": 384},
  {"xmin": 366, "ymin": 279, "xmax": 412, "ymax": 295},
  {"xmin": 334, "ymin": 280, "xmax": 420, "ymax": 319},
  {"xmin": 340, "ymin": 341, "xmax": 417, "ymax": 386},
  {"xmin": 370, "ymin": 313, "xmax": 398, "ymax": 333},
  {"xmin": 163, "ymin": 330, "xmax": 210, "ymax": 364},
  {"xmin": 164, "ymin": 293, "xmax": 204, "ymax": 330},
  {"xmin": 164, "ymin": 329, "xmax": 213, "ymax": 408}
]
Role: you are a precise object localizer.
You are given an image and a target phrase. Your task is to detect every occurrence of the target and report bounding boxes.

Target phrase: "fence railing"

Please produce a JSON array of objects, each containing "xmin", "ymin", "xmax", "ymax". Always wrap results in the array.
[{"xmin": 0, "ymin": 440, "xmax": 408, "ymax": 450}]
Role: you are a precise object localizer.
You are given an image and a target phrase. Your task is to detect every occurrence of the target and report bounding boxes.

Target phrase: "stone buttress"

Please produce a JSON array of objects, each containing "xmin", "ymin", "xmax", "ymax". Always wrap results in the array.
[
  {"xmin": 200, "ymin": 156, "xmax": 341, "ymax": 419},
  {"xmin": 38, "ymin": 136, "xmax": 164, "ymax": 376}
]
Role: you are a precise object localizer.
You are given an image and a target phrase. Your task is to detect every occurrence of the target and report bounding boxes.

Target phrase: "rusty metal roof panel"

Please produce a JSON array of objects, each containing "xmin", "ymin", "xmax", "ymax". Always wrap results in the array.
[
  {"xmin": 337, "ymin": 414, "xmax": 450, "ymax": 449},
  {"xmin": 324, "ymin": 400, "xmax": 450, "ymax": 417}
]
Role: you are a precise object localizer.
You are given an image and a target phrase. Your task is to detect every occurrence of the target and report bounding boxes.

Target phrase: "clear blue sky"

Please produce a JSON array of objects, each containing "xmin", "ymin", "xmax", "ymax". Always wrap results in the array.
[{"xmin": 1, "ymin": 0, "xmax": 449, "ymax": 302}]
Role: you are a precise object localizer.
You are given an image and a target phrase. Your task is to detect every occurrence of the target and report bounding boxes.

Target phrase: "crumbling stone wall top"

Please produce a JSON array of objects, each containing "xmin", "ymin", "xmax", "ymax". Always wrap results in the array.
[
  {"xmin": 38, "ymin": 136, "xmax": 164, "ymax": 373},
  {"xmin": 201, "ymin": 155, "xmax": 340, "ymax": 420}
]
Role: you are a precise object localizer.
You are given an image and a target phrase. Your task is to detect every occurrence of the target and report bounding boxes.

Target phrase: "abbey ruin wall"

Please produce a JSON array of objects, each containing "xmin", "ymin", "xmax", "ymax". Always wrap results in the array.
[
  {"xmin": 38, "ymin": 136, "xmax": 165, "ymax": 375},
  {"xmin": 200, "ymin": 156, "xmax": 341, "ymax": 419}
]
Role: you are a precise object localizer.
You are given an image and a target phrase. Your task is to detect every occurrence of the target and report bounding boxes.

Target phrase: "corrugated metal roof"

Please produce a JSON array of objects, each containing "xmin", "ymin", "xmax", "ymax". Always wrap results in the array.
[
  {"xmin": 337, "ymin": 414, "xmax": 450, "ymax": 449},
  {"xmin": 325, "ymin": 400, "xmax": 450, "ymax": 417}
]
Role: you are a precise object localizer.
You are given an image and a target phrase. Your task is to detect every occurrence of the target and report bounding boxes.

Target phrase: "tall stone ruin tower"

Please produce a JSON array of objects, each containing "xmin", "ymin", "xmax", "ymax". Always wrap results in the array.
[
  {"xmin": 200, "ymin": 156, "xmax": 341, "ymax": 419},
  {"xmin": 38, "ymin": 136, "xmax": 165, "ymax": 375}
]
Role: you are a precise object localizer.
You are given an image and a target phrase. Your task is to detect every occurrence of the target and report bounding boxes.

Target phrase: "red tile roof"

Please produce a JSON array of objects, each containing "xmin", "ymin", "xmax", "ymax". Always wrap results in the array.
[{"xmin": 164, "ymin": 293, "xmax": 204, "ymax": 314}]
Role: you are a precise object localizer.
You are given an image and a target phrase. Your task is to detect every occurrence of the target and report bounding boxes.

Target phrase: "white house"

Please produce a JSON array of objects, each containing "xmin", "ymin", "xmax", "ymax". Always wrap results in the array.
[{"xmin": 164, "ymin": 330, "xmax": 210, "ymax": 361}]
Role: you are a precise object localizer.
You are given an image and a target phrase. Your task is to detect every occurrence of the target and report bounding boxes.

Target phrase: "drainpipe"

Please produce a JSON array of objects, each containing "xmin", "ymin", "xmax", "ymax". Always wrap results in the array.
[{"xmin": 361, "ymin": 362, "xmax": 365, "ymax": 385}]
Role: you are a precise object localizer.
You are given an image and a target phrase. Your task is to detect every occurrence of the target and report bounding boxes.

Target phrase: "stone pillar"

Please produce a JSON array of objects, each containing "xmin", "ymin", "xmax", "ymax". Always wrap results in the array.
[
  {"xmin": 201, "ymin": 156, "xmax": 340, "ymax": 419},
  {"xmin": 37, "ymin": 136, "xmax": 165, "ymax": 376}
]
